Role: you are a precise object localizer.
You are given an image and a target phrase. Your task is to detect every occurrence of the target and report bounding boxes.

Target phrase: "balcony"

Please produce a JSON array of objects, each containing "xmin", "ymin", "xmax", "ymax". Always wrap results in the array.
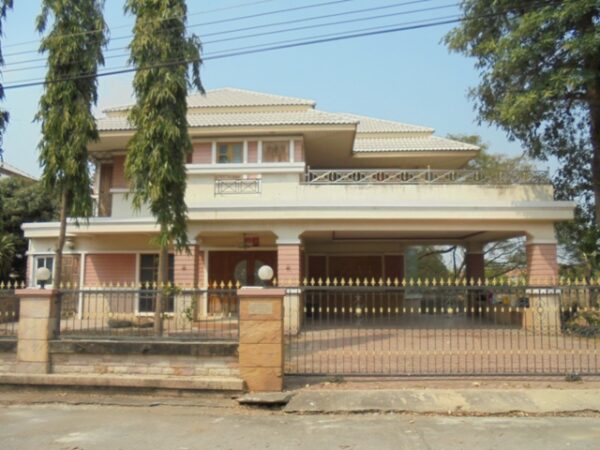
[
  {"xmin": 91, "ymin": 164, "xmax": 564, "ymax": 223},
  {"xmin": 304, "ymin": 168, "xmax": 550, "ymax": 185}
]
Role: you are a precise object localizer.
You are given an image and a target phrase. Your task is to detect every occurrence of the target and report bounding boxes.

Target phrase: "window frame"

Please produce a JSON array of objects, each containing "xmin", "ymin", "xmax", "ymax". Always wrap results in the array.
[
  {"xmin": 33, "ymin": 255, "xmax": 55, "ymax": 288},
  {"xmin": 216, "ymin": 142, "xmax": 244, "ymax": 164},
  {"xmin": 137, "ymin": 253, "xmax": 176, "ymax": 314},
  {"xmin": 261, "ymin": 140, "xmax": 291, "ymax": 163}
]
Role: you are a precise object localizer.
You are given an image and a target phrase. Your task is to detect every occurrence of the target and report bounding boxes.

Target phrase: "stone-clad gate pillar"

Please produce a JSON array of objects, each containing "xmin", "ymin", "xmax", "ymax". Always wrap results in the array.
[
  {"xmin": 238, "ymin": 287, "xmax": 285, "ymax": 392},
  {"xmin": 15, "ymin": 289, "xmax": 58, "ymax": 374}
]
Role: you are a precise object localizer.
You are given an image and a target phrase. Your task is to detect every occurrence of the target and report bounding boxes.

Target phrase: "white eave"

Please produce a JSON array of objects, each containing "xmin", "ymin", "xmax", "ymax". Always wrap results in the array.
[{"xmin": 353, "ymin": 136, "xmax": 481, "ymax": 153}]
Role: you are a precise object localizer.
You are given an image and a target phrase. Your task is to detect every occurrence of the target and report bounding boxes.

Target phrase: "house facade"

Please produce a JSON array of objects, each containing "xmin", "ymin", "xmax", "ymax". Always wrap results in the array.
[{"xmin": 22, "ymin": 88, "xmax": 573, "ymax": 310}]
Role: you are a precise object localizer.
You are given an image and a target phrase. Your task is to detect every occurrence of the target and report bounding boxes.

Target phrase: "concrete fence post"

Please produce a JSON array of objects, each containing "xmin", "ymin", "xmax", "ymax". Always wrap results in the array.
[
  {"xmin": 15, "ymin": 289, "xmax": 58, "ymax": 374},
  {"xmin": 238, "ymin": 287, "xmax": 285, "ymax": 392}
]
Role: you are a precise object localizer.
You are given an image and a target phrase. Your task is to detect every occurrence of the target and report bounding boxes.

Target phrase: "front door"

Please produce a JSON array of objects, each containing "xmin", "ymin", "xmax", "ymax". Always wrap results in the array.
[
  {"xmin": 208, "ymin": 251, "xmax": 277, "ymax": 286},
  {"xmin": 207, "ymin": 251, "xmax": 277, "ymax": 315}
]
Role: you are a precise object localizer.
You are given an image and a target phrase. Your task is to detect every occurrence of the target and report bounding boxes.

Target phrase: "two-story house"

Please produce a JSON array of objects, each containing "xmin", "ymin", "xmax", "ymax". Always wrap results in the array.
[{"xmin": 22, "ymin": 88, "xmax": 574, "ymax": 317}]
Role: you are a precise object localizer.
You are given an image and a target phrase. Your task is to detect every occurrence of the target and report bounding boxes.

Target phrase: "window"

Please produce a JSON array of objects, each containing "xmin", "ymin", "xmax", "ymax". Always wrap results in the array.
[
  {"xmin": 34, "ymin": 256, "xmax": 54, "ymax": 286},
  {"xmin": 217, "ymin": 143, "xmax": 243, "ymax": 164},
  {"xmin": 138, "ymin": 254, "xmax": 175, "ymax": 313},
  {"xmin": 262, "ymin": 141, "xmax": 290, "ymax": 163}
]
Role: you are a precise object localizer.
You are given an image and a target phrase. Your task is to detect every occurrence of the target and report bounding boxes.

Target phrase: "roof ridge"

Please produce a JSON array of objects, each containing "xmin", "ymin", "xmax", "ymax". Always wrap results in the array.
[
  {"xmin": 209, "ymin": 87, "xmax": 316, "ymax": 105},
  {"xmin": 104, "ymin": 87, "xmax": 316, "ymax": 113},
  {"xmin": 339, "ymin": 112, "xmax": 434, "ymax": 132}
]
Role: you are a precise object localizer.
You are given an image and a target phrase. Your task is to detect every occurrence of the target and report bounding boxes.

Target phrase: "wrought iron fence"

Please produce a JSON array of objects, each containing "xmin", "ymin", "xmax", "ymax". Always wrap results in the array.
[
  {"xmin": 284, "ymin": 283, "xmax": 600, "ymax": 376},
  {"xmin": 57, "ymin": 287, "xmax": 239, "ymax": 341},
  {"xmin": 304, "ymin": 168, "xmax": 550, "ymax": 185},
  {"xmin": 0, "ymin": 287, "xmax": 19, "ymax": 338}
]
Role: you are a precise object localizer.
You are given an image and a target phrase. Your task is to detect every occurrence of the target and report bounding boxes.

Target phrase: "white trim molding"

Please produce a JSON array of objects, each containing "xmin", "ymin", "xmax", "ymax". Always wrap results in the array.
[{"xmin": 186, "ymin": 162, "xmax": 305, "ymax": 175}]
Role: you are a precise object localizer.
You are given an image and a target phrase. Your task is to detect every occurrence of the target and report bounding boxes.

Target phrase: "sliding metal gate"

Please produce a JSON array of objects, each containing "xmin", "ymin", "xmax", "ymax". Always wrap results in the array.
[{"xmin": 284, "ymin": 283, "xmax": 600, "ymax": 376}]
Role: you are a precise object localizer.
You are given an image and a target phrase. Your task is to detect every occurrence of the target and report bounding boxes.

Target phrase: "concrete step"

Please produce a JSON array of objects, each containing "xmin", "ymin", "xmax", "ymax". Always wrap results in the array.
[
  {"xmin": 0, "ymin": 373, "xmax": 244, "ymax": 392},
  {"xmin": 283, "ymin": 389, "xmax": 600, "ymax": 415}
]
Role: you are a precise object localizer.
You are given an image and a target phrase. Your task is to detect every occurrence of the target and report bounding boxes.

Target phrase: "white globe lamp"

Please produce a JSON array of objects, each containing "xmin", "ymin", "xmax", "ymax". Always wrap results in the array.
[
  {"xmin": 36, "ymin": 267, "xmax": 51, "ymax": 289},
  {"xmin": 257, "ymin": 265, "xmax": 274, "ymax": 282}
]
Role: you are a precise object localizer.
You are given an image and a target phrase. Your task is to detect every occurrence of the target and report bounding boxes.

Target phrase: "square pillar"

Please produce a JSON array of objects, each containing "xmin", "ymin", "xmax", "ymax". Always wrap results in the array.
[
  {"xmin": 238, "ymin": 288, "xmax": 285, "ymax": 392},
  {"xmin": 464, "ymin": 243, "xmax": 485, "ymax": 316},
  {"xmin": 173, "ymin": 247, "xmax": 197, "ymax": 287},
  {"xmin": 174, "ymin": 245, "xmax": 202, "ymax": 320},
  {"xmin": 526, "ymin": 242, "xmax": 558, "ymax": 285},
  {"xmin": 464, "ymin": 242, "xmax": 485, "ymax": 283},
  {"xmin": 525, "ymin": 241, "xmax": 560, "ymax": 333},
  {"xmin": 277, "ymin": 244, "xmax": 301, "ymax": 287},
  {"xmin": 277, "ymin": 242, "xmax": 302, "ymax": 335},
  {"xmin": 196, "ymin": 247, "xmax": 208, "ymax": 319},
  {"xmin": 15, "ymin": 289, "xmax": 58, "ymax": 374}
]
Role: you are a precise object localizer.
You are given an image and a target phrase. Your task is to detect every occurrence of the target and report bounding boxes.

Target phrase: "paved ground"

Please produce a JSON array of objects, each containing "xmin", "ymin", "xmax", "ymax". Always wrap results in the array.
[{"xmin": 1, "ymin": 402, "xmax": 600, "ymax": 450}]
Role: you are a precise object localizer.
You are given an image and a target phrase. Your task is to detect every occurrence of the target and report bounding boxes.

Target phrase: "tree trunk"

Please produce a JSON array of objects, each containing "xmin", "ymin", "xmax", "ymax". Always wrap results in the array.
[
  {"xmin": 590, "ymin": 97, "xmax": 600, "ymax": 227},
  {"xmin": 52, "ymin": 189, "xmax": 70, "ymax": 338},
  {"xmin": 582, "ymin": 10, "xmax": 600, "ymax": 227},
  {"xmin": 154, "ymin": 237, "xmax": 168, "ymax": 336}
]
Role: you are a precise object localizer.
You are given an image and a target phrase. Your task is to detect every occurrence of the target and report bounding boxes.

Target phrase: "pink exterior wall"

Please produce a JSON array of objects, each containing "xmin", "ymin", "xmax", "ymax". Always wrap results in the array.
[
  {"xmin": 191, "ymin": 143, "xmax": 212, "ymax": 164},
  {"xmin": 84, "ymin": 254, "xmax": 136, "ymax": 286},
  {"xmin": 111, "ymin": 155, "xmax": 128, "ymax": 189},
  {"xmin": 173, "ymin": 247, "xmax": 197, "ymax": 287},
  {"xmin": 527, "ymin": 244, "xmax": 558, "ymax": 284},
  {"xmin": 294, "ymin": 140, "xmax": 304, "ymax": 162},
  {"xmin": 247, "ymin": 141, "xmax": 258, "ymax": 163},
  {"xmin": 277, "ymin": 244, "xmax": 301, "ymax": 286}
]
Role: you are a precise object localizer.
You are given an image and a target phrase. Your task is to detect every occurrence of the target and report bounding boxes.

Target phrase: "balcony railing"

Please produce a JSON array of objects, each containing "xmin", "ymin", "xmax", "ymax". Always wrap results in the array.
[
  {"xmin": 304, "ymin": 168, "xmax": 550, "ymax": 185},
  {"xmin": 214, "ymin": 178, "xmax": 262, "ymax": 195}
]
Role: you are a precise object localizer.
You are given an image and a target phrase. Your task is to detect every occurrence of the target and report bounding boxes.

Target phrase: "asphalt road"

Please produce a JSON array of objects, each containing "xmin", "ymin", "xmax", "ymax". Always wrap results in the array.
[{"xmin": 1, "ymin": 403, "xmax": 600, "ymax": 450}]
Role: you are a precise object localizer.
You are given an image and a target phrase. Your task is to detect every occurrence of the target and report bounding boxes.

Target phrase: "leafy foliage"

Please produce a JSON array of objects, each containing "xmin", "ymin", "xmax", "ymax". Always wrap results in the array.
[
  {"xmin": 36, "ymin": 0, "xmax": 107, "ymax": 288},
  {"xmin": 36, "ymin": 0, "xmax": 107, "ymax": 218},
  {"xmin": 0, "ymin": 0, "xmax": 12, "ymax": 158},
  {"xmin": 563, "ymin": 309, "xmax": 600, "ymax": 337},
  {"xmin": 0, "ymin": 177, "xmax": 58, "ymax": 281},
  {"xmin": 125, "ymin": 0, "xmax": 203, "ymax": 334},
  {"xmin": 449, "ymin": 133, "xmax": 539, "ymax": 177},
  {"xmin": 0, "ymin": 233, "xmax": 15, "ymax": 280},
  {"xmin": 416, "ymin": 246, "xmax": 450, "ymax": 280},
  {"xmin": 125, "ymin": 0, "xmax": 203, "ymax": 251},
  {"xmin": 445, "ymin": 0, "xmax": 600, "ymax": 276}
]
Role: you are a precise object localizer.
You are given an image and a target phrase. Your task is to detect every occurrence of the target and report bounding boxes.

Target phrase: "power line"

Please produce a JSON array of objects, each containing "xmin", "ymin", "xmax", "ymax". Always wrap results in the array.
[
  {"xmin": 2, "ymin": 12, "xmax": 461, "ymax": 85},
  {"xmin": 2, "ymin": 0, "xmax": 279, "ymax": 50},
  {"xmin": 0, "ymin": 17, "xmax": 468, "ymax": 91},
  {"xmin": 1, "ymin": 0, "xmax": 566, "ymax": 91},
  {"xmin": 201, "ymin": 13, "xmax": 460, "ymax": 57},
  {"xmin": 2, "ymin": 1, "xmax": 456, "ymax": 75},
  {"xmin": 4, "ymin": 0, "xmax": 436, "ymax": 67},
  {"xmin": 108, "ymin": 0, "xmax": 432, "ymax": 44},
  {"xmin": 2, "ymin": 0, "xmax": 355, "ymax": 58}
]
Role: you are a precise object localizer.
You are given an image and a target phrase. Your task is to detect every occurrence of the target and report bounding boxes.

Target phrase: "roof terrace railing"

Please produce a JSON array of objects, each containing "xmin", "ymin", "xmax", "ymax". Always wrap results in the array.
[{"xmin": 304, "ymin": 168, "xmax": 550, "ymax": 185}]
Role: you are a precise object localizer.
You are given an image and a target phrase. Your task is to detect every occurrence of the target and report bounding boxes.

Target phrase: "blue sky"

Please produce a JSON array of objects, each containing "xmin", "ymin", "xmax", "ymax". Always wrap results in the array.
[{"xmin": 1, "ymin": 0, "xmax": 528, "ymax": 176}]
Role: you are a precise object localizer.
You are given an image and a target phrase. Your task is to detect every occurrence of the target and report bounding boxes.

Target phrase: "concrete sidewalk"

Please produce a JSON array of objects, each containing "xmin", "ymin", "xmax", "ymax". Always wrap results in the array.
[{"xmin": 283, "ymin": 389, "xmax": 600, "ymax": 415}]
